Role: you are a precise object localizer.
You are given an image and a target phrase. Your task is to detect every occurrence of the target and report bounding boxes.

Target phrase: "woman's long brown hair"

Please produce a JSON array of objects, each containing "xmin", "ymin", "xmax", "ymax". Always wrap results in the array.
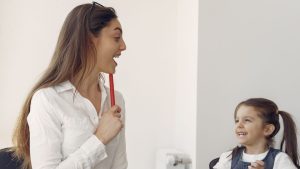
[{"xmin": 12, "ymin": 3, "xmax": 117, "ymax": 169}]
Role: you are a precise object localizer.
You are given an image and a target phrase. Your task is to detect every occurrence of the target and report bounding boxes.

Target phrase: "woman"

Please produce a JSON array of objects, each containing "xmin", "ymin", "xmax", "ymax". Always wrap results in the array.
[{"xmin": 12, "ymin": 2, "xmax": 127, "ymax": 169}]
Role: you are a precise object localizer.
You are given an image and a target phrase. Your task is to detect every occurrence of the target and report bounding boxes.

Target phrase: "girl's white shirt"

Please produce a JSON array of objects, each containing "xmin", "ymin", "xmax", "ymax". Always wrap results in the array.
[
  {"xmin": 27, "ymin": 79, "xmax": 127, "ymax": 169},
  {"xmin": 213, "ymin": 149, "xmax": 297, "ymax": 169}
]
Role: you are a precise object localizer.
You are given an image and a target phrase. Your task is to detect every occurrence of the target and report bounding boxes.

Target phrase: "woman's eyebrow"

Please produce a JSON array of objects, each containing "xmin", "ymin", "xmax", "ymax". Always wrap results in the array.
[{"xmin": 114, "ymin": 27, "xmax": 123, "ymax": 34}]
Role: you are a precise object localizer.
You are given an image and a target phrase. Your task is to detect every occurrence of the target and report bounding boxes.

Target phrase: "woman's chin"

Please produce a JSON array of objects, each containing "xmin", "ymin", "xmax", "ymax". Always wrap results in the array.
[
  {"xmin": 100, "ymin": 68, "xmax": 116, "ymax": 74},
  {"xmin": 110, "ymin": 68, "xmax": 116, "ymax": 74}
]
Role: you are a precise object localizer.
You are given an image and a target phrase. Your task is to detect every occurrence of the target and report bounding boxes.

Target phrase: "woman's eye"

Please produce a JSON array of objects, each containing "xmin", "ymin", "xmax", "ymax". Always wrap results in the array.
[
  {"xmin": 235, "ymin": 120, "xmax": 239, "ymax": 123},
  {"xmin": 245, "ymin": 119, "xmax": 251, "ymax": 122},
  {"xmin": 115, "ymin": 37, "xmax": 121, "ymax": 41}
]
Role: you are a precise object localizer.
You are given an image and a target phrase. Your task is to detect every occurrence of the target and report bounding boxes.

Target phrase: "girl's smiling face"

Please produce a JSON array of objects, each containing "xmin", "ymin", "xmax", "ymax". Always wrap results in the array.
[{"xmin": 235, "ymin": 105, "xmax": 268, "ymax": 147}]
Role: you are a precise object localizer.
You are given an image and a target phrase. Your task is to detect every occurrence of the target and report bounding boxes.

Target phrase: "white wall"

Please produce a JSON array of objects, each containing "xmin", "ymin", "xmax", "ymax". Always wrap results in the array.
[
  {"xmin": 0, "ymin": 0, "xmax": 68, "ymax": 147},
  {"xmin": 197, "ymin": 0, "xmax": 300, "ymax": 168},
  {"xmin": 174, "ymin": 0, "xmax": 198, "ymax": 169},
  {"xmin": 0, "ymin": 0, "xmax": 179, "ymax": 169},
  {"xmin": 108, "ymin": 0, "xmax": 180, "ymax": 169}
]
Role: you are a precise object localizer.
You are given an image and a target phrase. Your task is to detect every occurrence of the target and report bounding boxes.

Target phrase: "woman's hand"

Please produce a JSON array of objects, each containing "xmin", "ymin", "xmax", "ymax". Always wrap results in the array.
[
  {"xmin": 95, "ymin": 105, "xmax": 123, "ymax": 145},
  {"xmin": 248, "ymin": 160, "xmax": 264, "ymax": 169}
]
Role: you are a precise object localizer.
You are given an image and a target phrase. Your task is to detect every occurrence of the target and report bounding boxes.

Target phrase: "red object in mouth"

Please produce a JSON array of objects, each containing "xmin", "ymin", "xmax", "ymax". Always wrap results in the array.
[{"xmin": 109, "ymin": 74, "xmax": 115, "ymax": 107}]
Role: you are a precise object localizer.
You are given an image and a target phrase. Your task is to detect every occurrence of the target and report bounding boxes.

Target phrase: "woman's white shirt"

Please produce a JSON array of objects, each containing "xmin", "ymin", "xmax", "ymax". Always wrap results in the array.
[
  {"xmin": 27, "ymin": 80, "xmax": 127, "ymax": 169},
  {"xmin": 213, "ymin": 149, "xmax": 297, "ymax": 169}
]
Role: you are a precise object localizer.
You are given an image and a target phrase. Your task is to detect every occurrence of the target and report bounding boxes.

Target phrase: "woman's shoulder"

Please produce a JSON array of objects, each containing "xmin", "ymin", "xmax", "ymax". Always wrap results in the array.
[
  {"xmin": 29, "ymin": 87, "xmax": 62, "ymax": 120},
  {"xmin": 114, "ymin": 90, "xmax": 124, "ymax": 99},
  {"xmin": 32, "ymin": 87, "xmax": 57, "ymax": 102},
  {"xmin": 31, "ymin": 86, "xmax": 65, "ymax": 114}
]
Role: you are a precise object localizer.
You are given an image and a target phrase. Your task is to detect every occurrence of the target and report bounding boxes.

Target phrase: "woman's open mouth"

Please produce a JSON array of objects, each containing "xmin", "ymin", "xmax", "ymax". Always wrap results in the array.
[{"xmin": 113, "ymin": 55, "xmax": 120, "ymax": 66}]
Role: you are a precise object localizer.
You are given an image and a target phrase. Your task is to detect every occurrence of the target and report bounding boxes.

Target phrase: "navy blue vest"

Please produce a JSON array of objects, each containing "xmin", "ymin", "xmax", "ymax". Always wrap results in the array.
[{"xmin": 231, "ymin": 147, "xmax": 280, "ymax": 169}]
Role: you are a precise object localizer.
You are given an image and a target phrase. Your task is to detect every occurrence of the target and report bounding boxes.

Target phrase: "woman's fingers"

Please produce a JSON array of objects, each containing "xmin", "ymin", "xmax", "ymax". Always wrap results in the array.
[
  {"xmin": 114, "ymin": 112, "xmax": 121, "ymax": 118},
  {"xmin": 112, "ymin": 106, "xmax": 122, "ymax": 118},
  {"xmin": 106, "ymin": 105, "xmax": 121, "ymax": 118},
  {"xmin": 95, "ymin": 105, "xmax": 123, "ymax": 145},
  {"xmin": 111, "ymin": 105, "xmax": 121, "ymax": 113}
]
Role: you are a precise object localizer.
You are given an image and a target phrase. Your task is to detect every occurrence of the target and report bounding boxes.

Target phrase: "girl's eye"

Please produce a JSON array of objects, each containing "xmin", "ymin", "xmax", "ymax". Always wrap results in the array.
[
  {"xmin": 235, "ymin": 120, "xmax": 239, "ymax": 123},
  {"xmin": 115, "ymin": 37, "xmax": 121, "ymax": 41},
  {"xmin": 245, "ymin": 119, "xmax": 251, "ymax": 122}
]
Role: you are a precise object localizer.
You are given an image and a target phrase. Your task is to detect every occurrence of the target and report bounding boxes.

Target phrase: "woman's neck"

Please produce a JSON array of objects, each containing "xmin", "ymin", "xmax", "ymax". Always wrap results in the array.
[{"xmin": 71, "ymin": 70, "xmax": 101, "ymax": 95}]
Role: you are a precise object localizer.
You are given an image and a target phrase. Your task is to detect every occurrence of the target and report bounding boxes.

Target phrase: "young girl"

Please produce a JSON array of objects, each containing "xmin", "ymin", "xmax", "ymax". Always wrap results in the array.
[
  {"xmin": 214, "ymin": 98, "xmax": 300, "ymax": 169},
  {"xmin": 12, "ymin": 2, "xmax": 127, "ymax": 169}
]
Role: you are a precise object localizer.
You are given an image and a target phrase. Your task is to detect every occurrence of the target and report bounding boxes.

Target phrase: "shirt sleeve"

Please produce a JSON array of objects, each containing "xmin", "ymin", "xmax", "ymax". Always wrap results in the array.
[
  {"xmin": 274, "ymin": 152, "xmax": 298, "ymax": 169},
  {"xmin": 27, "ymin": 89, "xmax": 107, "ymax": 169},
  {"xmin": 213, "ymin": 151, "xmax": 232, "ymax": 169},
  {"xmin": 110, "ymin": 93, "xmax": 128, "ymax": 169}
]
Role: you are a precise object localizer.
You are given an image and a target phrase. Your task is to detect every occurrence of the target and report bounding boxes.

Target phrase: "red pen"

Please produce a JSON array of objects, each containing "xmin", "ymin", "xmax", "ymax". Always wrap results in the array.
[{"xmin": 109, "ymin": 74, "xmax": 115, "ymax": 107}]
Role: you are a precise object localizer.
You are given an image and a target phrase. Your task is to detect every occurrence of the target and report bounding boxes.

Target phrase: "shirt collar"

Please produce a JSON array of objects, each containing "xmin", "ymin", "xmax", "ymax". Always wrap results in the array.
[
  {"xmin": 242, "ymin": 149, "xmax": 269, "ymax": 162},
  {"xmin": 55, "ymin": 80, "xmax": 75, "ymax": 93}
]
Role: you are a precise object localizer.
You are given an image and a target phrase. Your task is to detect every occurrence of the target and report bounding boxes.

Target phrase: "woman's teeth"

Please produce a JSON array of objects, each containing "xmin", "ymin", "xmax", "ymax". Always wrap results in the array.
[{"xmin": 113, "ymin": 55, "xmax": 120, "ymax": 66}]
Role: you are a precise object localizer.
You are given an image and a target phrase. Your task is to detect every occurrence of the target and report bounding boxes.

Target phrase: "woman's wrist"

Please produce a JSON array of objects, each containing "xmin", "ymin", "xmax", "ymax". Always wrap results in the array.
[{"xmin": 96, "ymin": 134, "xmax": 108, "ymax": 145}]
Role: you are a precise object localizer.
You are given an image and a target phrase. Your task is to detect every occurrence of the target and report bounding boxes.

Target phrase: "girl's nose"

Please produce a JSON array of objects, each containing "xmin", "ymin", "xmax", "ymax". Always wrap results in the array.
[{"xmin": 236, "ymin": 121, "xmax": 243, "ymax": 128}]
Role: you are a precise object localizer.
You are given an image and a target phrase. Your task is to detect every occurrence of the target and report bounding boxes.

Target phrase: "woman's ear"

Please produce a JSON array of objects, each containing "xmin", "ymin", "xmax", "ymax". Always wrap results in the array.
[
  {"xmin": 91, "ymin": 35, "xmax": 99, "ymax": 45},
  {"xmin": 264, "ymin": 124, "xmax": 275, "ymax": 137}
]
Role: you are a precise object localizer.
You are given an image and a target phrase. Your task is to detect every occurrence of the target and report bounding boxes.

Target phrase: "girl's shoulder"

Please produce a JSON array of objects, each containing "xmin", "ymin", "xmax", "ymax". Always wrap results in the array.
[
  {"xmin": 219, "ymin": 150, "xmax": 232, "ymax": 159},
  {"xmin": 213, "ymin": 151, "xmax": 232, "ymax": 169},
  {"xmin": 274, "ymin": 152, "xmax": 298, "ymax": 169}
]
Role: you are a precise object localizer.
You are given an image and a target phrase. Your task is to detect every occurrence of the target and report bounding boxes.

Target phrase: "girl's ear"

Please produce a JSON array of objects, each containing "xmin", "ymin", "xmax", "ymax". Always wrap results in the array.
[{"xmin": 264, "ymin": 124, "xmax": 275, "ymax": 137}]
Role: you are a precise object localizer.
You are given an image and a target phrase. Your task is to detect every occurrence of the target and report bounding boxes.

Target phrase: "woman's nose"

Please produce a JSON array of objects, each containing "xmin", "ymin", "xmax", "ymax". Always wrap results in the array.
[{"xmin": 120, "ymin": 39, "xmax": 126, "ymax": 51}]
